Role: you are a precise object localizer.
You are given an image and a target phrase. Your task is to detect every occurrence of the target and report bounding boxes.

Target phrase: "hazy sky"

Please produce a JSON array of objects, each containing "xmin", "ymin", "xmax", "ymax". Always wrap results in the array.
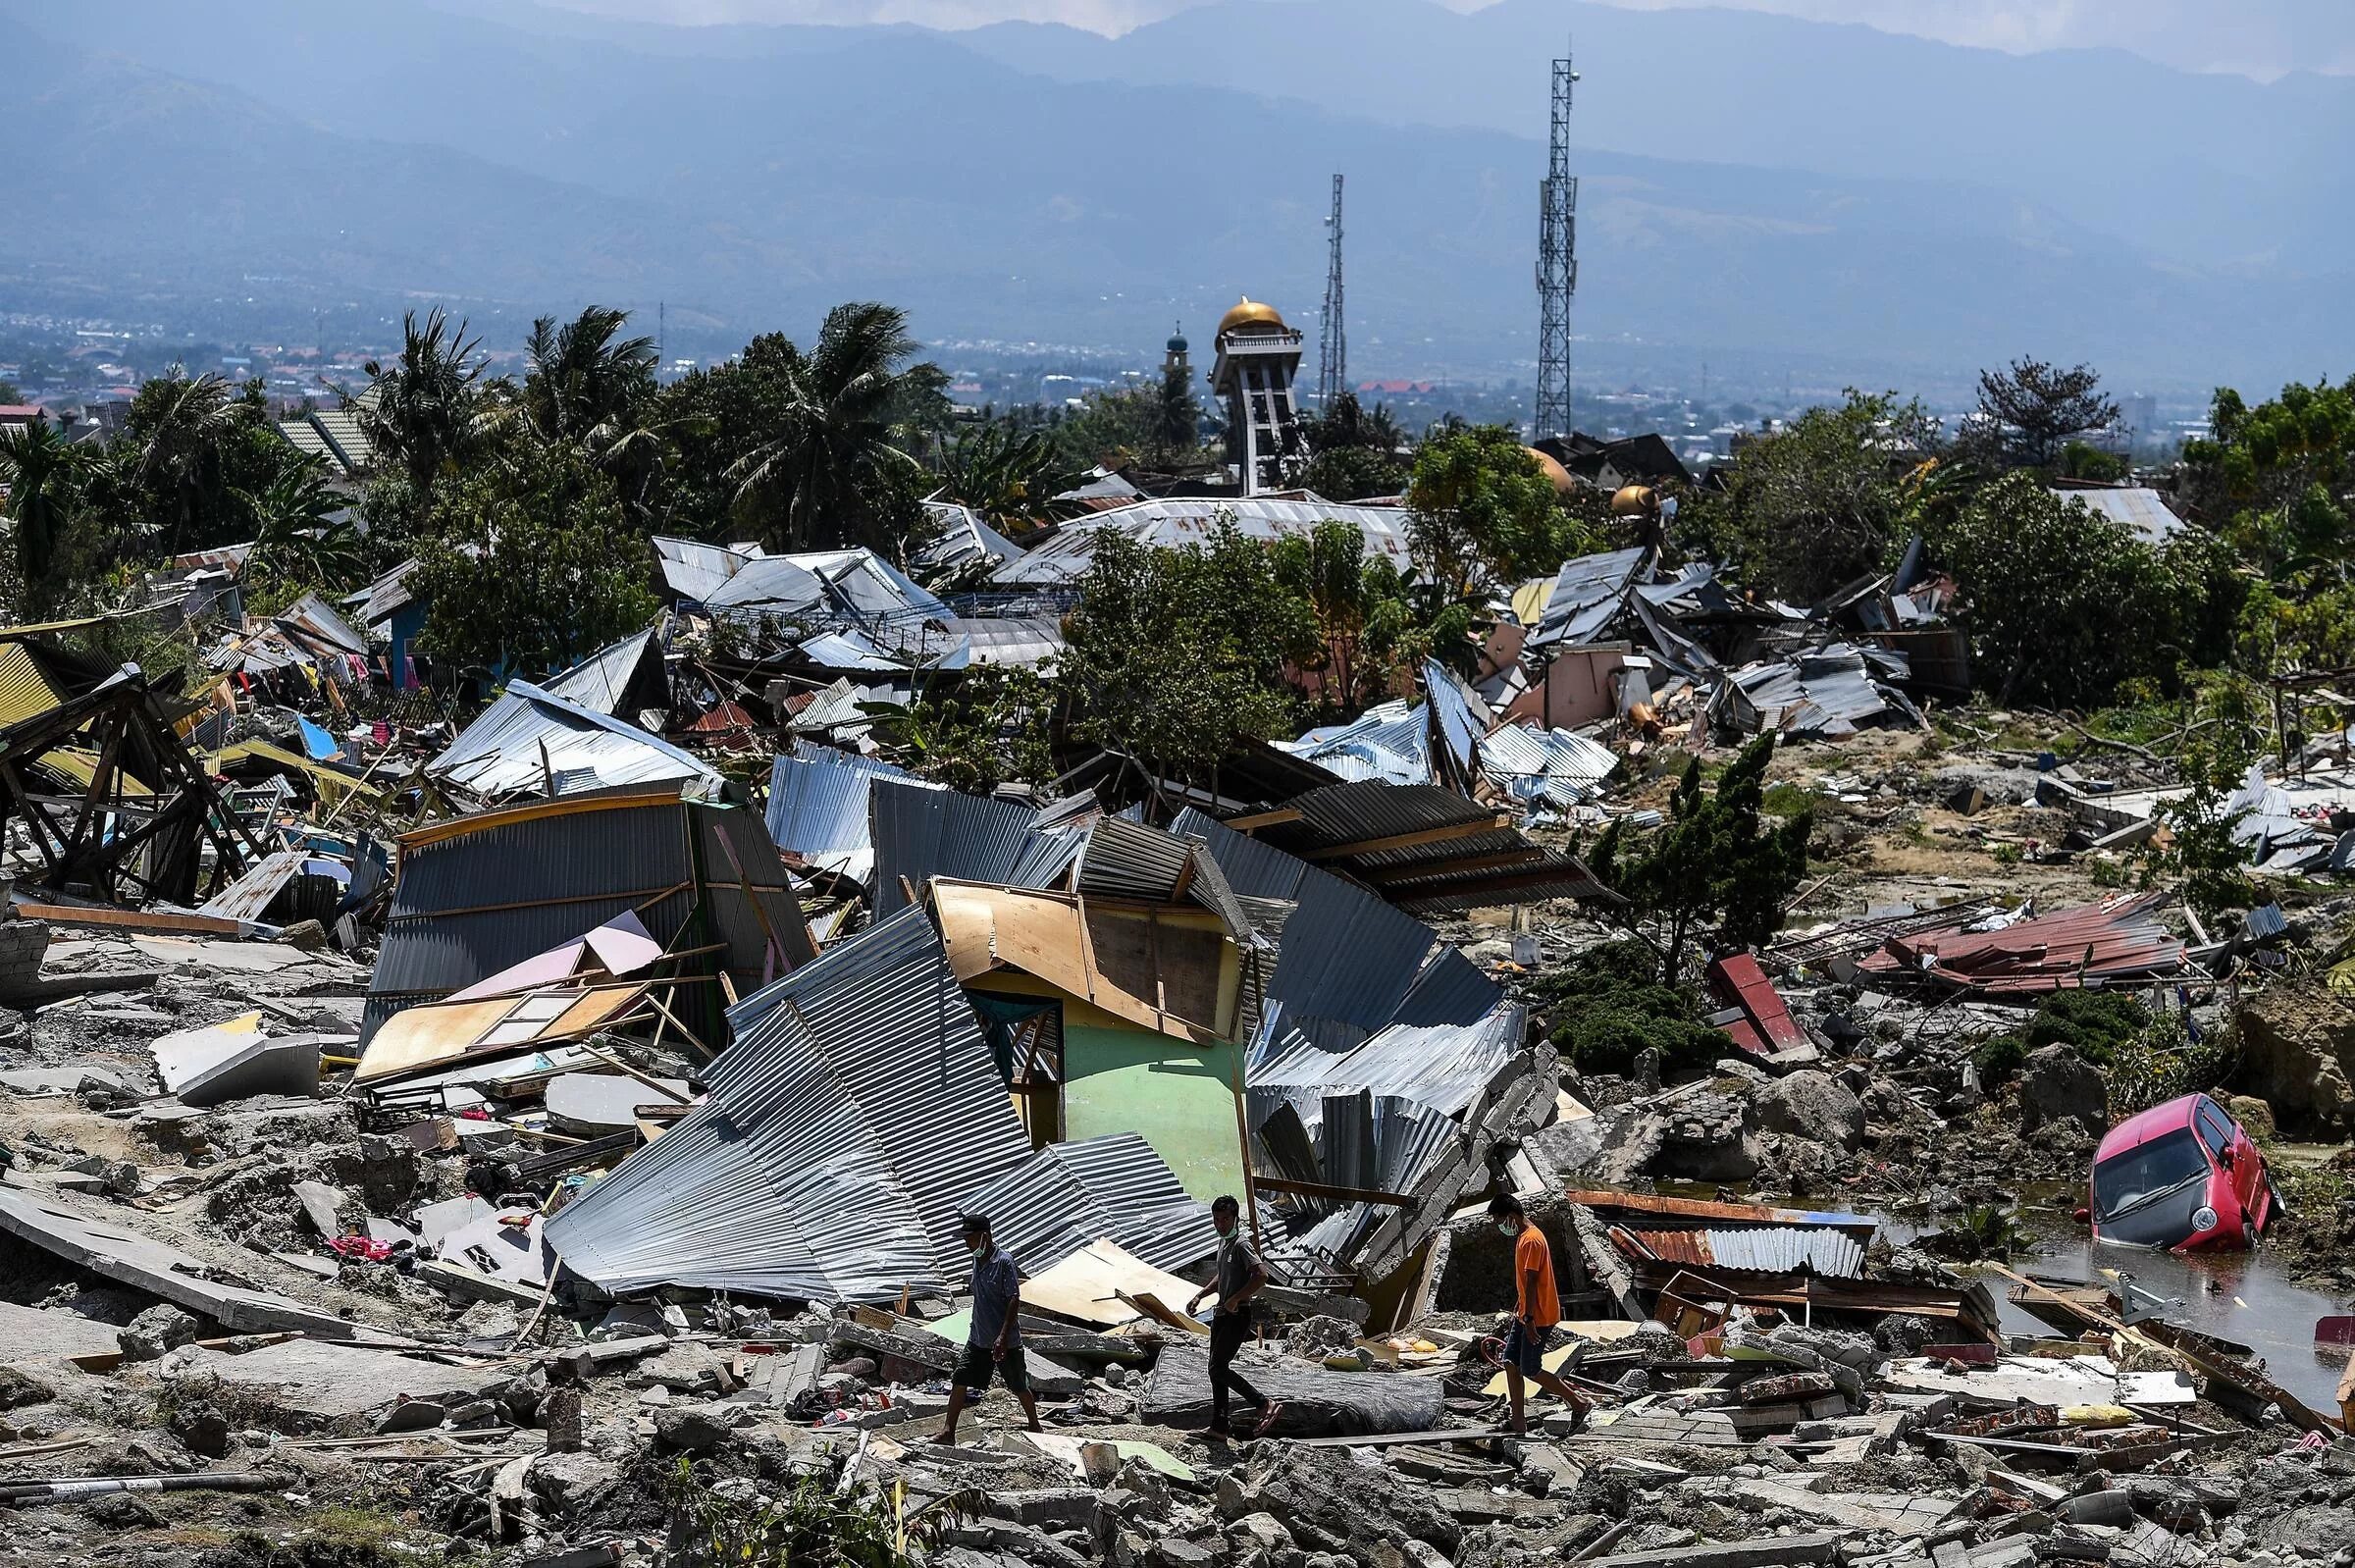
[{"xmin": 543, "ymin": 0, "xmax": 2355, "ymax": 78}]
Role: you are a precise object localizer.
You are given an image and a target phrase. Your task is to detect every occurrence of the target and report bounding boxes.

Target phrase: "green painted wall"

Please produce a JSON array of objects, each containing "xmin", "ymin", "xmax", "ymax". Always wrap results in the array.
[{"xmin": 1061, "ymin": 1021, "xmax": 1246, "ymax": 1204}]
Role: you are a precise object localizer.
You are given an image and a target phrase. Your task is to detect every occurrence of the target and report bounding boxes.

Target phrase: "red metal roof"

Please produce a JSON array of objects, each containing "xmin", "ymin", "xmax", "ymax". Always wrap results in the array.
[
  {"xmin": 1707, "ymin": 953, "xmax": 1809, "ymax": 1052},
  {"xmin": 1857, "ymin": 891, "xmax": 2182, "ymax": 995}
]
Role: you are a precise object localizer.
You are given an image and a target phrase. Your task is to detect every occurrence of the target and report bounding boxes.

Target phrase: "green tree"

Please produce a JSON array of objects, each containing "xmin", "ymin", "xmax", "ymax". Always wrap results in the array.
[
  {"xmin": 356, "ymin": 307, "xmax": 491, "ymax": 502},
  {"xmin": 521, "ymin": 305, "xmax": 657, "ymax": 445},
  {"xmin": 1299, "ymin": 391, "xmax": 1409, "ymax": 500},
  {"xmin": 727, "ymin": 302, "xmax": 945, "ymax": 554},
  {"xmin": 240, "ymin": 452, "xmax": 363, "ymax": 593},
  {"xmin": 1404, "ymin": 424, "xmax": 1576, "ymax": 599},
  {"xmin": 2181, "ymin": 378, "xmax": 2355, "ymax": 578},
  {"xmin": 124, "ymin": 372, "xmax": 244, "ymax": 553},
  {"xmin": 1584, "ymin": 735, "xmax": 1811, "ymax": 986},
  {"xmin": 411, "ymin": 441, "xmax": 659, "ymax": 684},
  {"xmin": 1053, "ymin": 384, "xmax": 1170, "ymax": 471},
  {"xmin": 937, "ymin": 421, "xmax": 1086, "ymax": 534},
  {"xmin": 1929, "ymin": 472, "xmax": 2196, "ymax": 706},
  {"xmin": 1154, "ymin": 356, "xmax": 1202, "ymax": 465},
  {"xmin": 0, "ymin": 415, "xmax": 83, "ymax": 611},
  {"xmin": 1974, "ymin": 357, "xmax": 2120, "ymax": 469},
  {"xmin": 1693, "ymin": 391, "xmax": 1935, "ymax": 604},
  {"xmin": 1060, "ymin": 524, "xmax": 1311, "ymax": 786}
]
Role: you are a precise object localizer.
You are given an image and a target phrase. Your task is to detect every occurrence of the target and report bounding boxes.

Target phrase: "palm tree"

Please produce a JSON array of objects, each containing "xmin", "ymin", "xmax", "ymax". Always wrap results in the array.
[
  {"xmin": 0, "ymin": 415, "xmax": 82, "ymax": 609},
  {"xmin": 727, "ymin": 302, "xmax": 938, "ymax": 552},
  {"xmin": 128, "ymin": 372, "xmax": 239, "ymax": 555},
  {"xmin": 938, "ymin": 421, "xmax": 1086, "ymax": 534},
  {"xmin": 356, "ymin": 307, "xmax": 489, "ymax": 497},
  {"xmin": 522, "ymin": 306, "xmax": 657, "ymax": 446},
  {"xmin": 241, "ymin": 452, "xmax": 362, "ymax": 589}
]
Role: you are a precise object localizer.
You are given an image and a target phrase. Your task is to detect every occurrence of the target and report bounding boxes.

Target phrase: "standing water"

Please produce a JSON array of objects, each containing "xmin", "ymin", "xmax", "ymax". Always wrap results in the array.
[{"xmin": 2008, "ymin": 1231, "xmax": 2354, "ymax": 1413}]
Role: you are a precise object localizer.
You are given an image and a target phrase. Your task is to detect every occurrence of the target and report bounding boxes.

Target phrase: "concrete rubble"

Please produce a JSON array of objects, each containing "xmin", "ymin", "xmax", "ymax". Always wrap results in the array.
[{"xmin": 0, "ymin": 565, "xmax": 2349, "ymax": 1567}]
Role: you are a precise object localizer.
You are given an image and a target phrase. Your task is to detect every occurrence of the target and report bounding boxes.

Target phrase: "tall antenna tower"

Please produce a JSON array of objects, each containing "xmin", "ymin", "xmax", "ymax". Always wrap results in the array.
[
  {"xmin": 1534, "ymin": 44, "xmax": 1579, "ymax": 440},
  {"xmin": 1317, "ymin": 173, "xmax": 1346, "ymax": 408}
]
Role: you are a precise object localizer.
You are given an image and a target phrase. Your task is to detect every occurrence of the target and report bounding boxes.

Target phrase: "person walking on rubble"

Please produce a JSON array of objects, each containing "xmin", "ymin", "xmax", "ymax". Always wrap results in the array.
[
  {"xmin": 1491, "ymin": 1193, "xmax": 1590, "ymax": 1437},
  {"xmin": 1185, "ymin": 1195, "xmax": 1284, "ymax": 1437},
  {"xmin": 931, "ymin": 1214, "xmax": 1041, "ymax": 1446}
]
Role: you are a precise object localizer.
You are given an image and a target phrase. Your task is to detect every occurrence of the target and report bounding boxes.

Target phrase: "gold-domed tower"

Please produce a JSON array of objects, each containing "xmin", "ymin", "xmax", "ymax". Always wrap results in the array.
[{"xmin": 1210, "ymin": 295, "xmax": 1304, "ymax": 496}]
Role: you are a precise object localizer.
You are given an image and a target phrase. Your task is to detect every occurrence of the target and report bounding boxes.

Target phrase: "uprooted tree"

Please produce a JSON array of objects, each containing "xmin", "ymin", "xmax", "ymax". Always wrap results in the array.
[{"xmin": 1583, "ymin": 735, "xmax": 1812, "ymax": 986}]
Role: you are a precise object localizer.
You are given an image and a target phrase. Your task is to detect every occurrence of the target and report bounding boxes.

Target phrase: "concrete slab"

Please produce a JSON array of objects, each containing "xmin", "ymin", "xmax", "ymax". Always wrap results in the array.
[
  {"xmin": 544, "ymin": 1071, "xmax": 689, "ymax": 1136},
  {"xmin": 0, "ymin": 1299, "xmax": 125, "ymax": 1365},
  {"xmin": 0, "ymin": 1187, "xmax": 353, "ymax": 1337},
  {"xmin": 172, "ymin": 1338, "xmax": 505, "ymax": 1423},
  {"xmin": 151, "ymin": 1015, "xmax": 322, "ymax": 1107},
  {"xmin": 0, "ymin": 1066, "xmax": 130, "ymax": 1097}
]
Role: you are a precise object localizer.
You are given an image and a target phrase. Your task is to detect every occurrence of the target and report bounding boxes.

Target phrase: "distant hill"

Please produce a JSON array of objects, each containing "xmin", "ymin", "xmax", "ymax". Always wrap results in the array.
[{"xmin": 2, "ymin": 1, "xmax": 2346, "ymax": 393}]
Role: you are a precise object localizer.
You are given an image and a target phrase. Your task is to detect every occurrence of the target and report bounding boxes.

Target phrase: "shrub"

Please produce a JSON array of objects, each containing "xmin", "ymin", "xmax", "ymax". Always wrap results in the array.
[{"xmin": 1533, "ymin": 939, "xmax": 1731, "ymax": 1076}]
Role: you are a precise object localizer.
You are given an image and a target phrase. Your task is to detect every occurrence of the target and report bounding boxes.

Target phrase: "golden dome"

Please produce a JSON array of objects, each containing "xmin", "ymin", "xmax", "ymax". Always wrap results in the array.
[
  {"xmin": 1610, "ymin": 483, "xmax": 1657, "ymax": 517},
  {"xmin": 1218, "ymin": 296, "xmax": 1287, "ymax": 338},
  {"xmin": 1525, "ymin": 446, "xmax": 1575, "ymax": 495}
]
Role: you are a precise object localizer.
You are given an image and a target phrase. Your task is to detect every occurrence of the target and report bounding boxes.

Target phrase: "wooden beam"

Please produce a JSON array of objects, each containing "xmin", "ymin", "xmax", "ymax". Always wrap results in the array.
[
  {"xmin": 1303, "ymin": 814, "xmax": 1512, "ymax": 862},
  {"xmin": 1223, "ymin": 807, "xmax": 1303, "ymax": 833}
]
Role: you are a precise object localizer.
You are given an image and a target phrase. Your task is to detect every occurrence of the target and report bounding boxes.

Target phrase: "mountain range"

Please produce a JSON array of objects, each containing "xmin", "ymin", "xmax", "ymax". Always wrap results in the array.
[{"xmin": 4, "ymin": 0, "xmax": 2349, "ymax": 395}]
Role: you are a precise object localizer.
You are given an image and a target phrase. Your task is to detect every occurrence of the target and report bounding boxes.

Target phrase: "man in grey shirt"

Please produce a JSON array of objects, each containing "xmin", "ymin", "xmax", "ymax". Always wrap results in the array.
[
  {"xmin": 1185, "ymin": 1195, "xmax": 1282, "ymax": 1437},
  {"xmin": 932, "ymin": 1214, "xmax": 1041, "ymax": 1445}
]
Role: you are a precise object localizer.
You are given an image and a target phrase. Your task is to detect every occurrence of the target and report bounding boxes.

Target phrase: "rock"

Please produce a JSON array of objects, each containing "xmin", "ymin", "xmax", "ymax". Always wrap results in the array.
[
  {"xmin": 170, "ymin": 1404, "xmax": 233, "ymax": 1459},
  {"xmin": 83, "ymin": 1492, "xmax": 161, "ymax": 1530},
  {"xmin": 1756, "ymin": 1071, "xmax": 1865, "ymax": 1152},
  {"xmin": 375, "ymin": 1398, "xmax": 446, "ymax": 1434},
  {"xmin": 1149, "ymin": 1541, "xmax": 1221, "ymax": 1568},
  {"xmin": 2222, "ymin": 1093, "xmax": 2276, "ymax": 1140},
  {"xmin": 291, "ymin": 1179, "xmax": 349, "ymax": 1237},
  {"xmin": 2017, "ymin": 1044, "xmax": 2108, "ymax": 1135},
  {"xmin": 531, "ymin": 1450, "xmax": 621, "ymax": 1516},
  {"xmin": 2234, "ymin": 984, "xmax": 2355, "ymax": 1134},
  {"xmin": 278, "ymin": 919, "xmax": 329, "ymax": 952},
  {"xmin": 0, "ymin": 1365, "xmax": 58, "ymax": 1410},
  {"xmin": 654, "ymin": 1401, "xmax": 735, "ymax": 1453},
  {"xmin": 117, "ymin": 1305, "xmax": 199, "ymax": 1362},
  {"xmin": 1232, "ymin": 1514, "xmax": 1294, "ymax": 1555}
]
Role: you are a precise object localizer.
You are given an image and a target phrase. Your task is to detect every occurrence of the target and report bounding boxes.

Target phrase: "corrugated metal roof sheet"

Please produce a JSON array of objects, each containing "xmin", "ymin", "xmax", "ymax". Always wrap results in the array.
[
  {"xmin": 367, "ymin": 790, "xmax": 811, "ymax": 1039},
  {"xmin": 956, "ymin": 1131, "xmax": 1218, "ymax": 1277},
  {"xmin": 1527, "ymin": 547, "xmax": 1649, "ymax": 648},
  {"xmin": 1621, "ymin": 1225, "xmax": 1865, "ymax": 1279},
  {"xmin": 765, "ymin": 742, "xmax": 934, "ymax": 860},
  {"xmin": 0, "ymin": 643, "xmax": 63, "ymax": 727},
  {"xmin": 547, "ymin": 906, "xmax": 1031, "ymax": 1302},
  {"xmin": 427, "ymin": 681, "xmax": 715, "ymax": 800},
  {"xmin": 1173, "ymin": 805, "xmax": 1501, "ymax": 1042},
  {"xmin": 869, "ymin": 777, "xmax": 1083, "ymax": 917},
  {"xmin": 1857, "ymin": 890, "xmax": 2183, "ymax": 994},
  {"xmin": 994, "ymin": 497, "xmax": 1413, "ymax": 588},
  {"xmin": 1250, "ymin": 1004, "xmax": 1525, "ymax": 1118},
  {"xmin": 542, "ymin": 629, "xmax": 663, "ymax": 717},
  {"xmin": 2052, "ymin": 486, "xmax": 2184, "ymax": 546}
]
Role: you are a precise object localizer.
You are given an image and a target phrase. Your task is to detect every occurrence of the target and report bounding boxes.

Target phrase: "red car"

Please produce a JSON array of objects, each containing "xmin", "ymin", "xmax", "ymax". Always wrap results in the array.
[{"xmin": 2087, "ymin": 1093, "xmax": 2276, "ymax": 1251}]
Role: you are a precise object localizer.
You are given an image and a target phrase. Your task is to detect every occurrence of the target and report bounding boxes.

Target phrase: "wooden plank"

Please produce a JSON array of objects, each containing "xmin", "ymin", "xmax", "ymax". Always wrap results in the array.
[
  {"xmin": 1224, "ymin": 808, "xmax": 1304, "ymax": 832},
  {"xmin": 12, "ymin": 900, "xmax": 249, "ymax": 936}
]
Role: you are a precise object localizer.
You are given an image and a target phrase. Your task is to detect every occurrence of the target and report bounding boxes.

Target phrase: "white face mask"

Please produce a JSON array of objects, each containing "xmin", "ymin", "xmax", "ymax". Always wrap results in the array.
[{"xmin": 1497, "ymin": 1222, "xmax": 1520, "ymax": 1238}]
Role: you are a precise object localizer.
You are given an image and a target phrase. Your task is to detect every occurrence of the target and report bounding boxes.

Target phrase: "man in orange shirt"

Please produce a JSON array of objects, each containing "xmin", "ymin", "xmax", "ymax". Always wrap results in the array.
[{"xmin": 1490, "ymin": 1194, "xmax": 1590, "ymax": 1436}]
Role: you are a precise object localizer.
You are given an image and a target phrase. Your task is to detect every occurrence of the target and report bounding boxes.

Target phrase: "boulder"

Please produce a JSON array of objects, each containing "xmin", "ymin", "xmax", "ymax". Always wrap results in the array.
[
  {"xmin": 2221, "ymin": 1094, "xmax": 2276, "ymax": 1140},
  {"xmin": 654, "ymin": 1401, "xmax": 735, "ymax": 1454},
  {"xmin": 1756, "ymin": 1071, "xmax": 1865, "ymax": 1152},
  {"xmin": 2236, "ymin": 984, "xmax": 2355, "ymax": 1134},
  {"xmin": 118, "ymin": 1305, "xmax": 199, "ymax": 1362},
  {"xmin": 0, "ymin": 1365, "xmax": 57, "ymax": 1410},
  {"xmin": 2017, "ymin": 1044, "xmax": 2107, "ymax": 1136}
]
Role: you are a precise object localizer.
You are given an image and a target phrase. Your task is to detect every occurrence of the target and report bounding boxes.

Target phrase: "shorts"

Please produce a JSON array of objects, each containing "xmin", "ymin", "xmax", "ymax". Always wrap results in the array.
[
  {"xmin": 954, "ymin": 1339, "xmax": 1029, "ymax": 1395},
  {"xmin": 1501, "ymin": 1320, "xmax": 1554, "ymax": 1377}
]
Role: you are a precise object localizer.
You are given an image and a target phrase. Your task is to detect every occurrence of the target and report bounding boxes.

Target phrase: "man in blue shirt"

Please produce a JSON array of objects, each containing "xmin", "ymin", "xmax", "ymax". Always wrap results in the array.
[{"xmin": 931, "ymin": 1214, "xmax": 1041, "ymax": 1446}]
